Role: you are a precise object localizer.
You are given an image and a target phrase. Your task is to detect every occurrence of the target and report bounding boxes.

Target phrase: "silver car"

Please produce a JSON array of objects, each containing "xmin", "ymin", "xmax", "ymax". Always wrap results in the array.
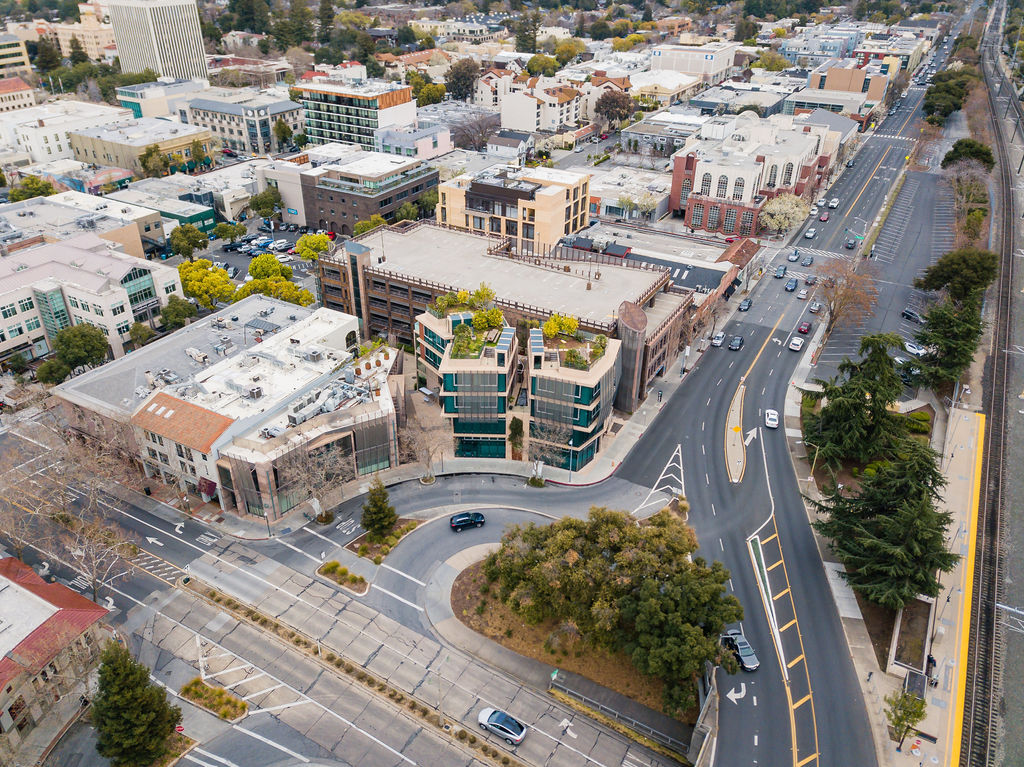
[{"xmin": 478, "ymin": 708, "xmax": 527, "ymax": 745}]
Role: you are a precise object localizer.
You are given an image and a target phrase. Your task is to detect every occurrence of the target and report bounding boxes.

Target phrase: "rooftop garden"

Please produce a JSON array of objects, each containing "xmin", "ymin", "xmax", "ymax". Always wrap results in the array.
[
  {"xmin": 541, "ymin": 314, "xmax": 608, "ymax": 371},
  {"xmin": 430, "ymin": 282, "xmax": 496, "ymax": 318},
  {"xmin": 450, "ymin": 307, "xmax": 505, "ymax": 359}
]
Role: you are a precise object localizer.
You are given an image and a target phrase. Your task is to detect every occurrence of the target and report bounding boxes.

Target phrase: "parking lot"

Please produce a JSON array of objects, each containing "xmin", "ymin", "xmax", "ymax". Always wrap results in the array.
[{"xmin": 201, "ymin": 221, "xmax": 319, "ymax": 295}]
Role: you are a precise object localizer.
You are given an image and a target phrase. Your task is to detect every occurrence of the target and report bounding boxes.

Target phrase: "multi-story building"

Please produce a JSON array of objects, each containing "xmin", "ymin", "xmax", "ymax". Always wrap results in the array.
[
  {"xmin": 651, "ymin": 41, "xmax": 739, "ymax": 85},
  {"xmin": 374, "ymin": 48, "xmax": 453, "ymax": 79},
  {"xmin": 628, "ymin": 69, "xmax": 701, "ymax": 107},
  {"xmin": 688, "ymin": 82, "xmax": 789, "ymax": 116},
  {"xmin": 437, "ymin": 165, "xmax": 590, "ymax": 254},
  {"xmin": 205, "ymin": 55, "xmax": 290, "ymax": 86},
  {"xmin": 781, "ymin": 89, "xmax": 872, "ymax": 126},
  {"xmin": 656, "ymin": 16, "xmax": 693, "ymax": 37},
  {"xmin": 115, "ymin": 76, "xmax": 210, "ymax": 118},
  {"xmin": 474, "ymin": 67, "xmax": 514, "ymax": 108},
  {"xmin": 296, "ymin": 78, "xmax": 416, "ymax": 150},
  {"xmin": 853, "ymin": 34, "xmax": 927, "ymax": 72},
  {"xmin": 0, "ymin": 192, "xmax": 165, "ymax": 259},
  {"xmin": 107, "ymin": 187, "xmax": 216, "ymax": 234},
  {"xmin": 0, "ymin": 34, "xmax": 30, "ymax": 77},
  {"xmin": 669, "ymin": 111, "xmax": 835, "ymax": 235},
  {"xmin": 12, "ymin": 158, "xmax": 133, "ymax": 195},
  {"xmin": 485, "ymin": 129, "xmax": 533, "ymax": 166},
  {"xmin": 107, "ymin": 0, "xmax": 208, "ymax": 80},
  {"xmin": 125, "ymin": 166, "xmax": 262, "ymax": 223},
  {"xmin": 0, "ymin": 558, "xmax": 109, "ymax": 767},
  {"xmin": 807, "ymin": 58, "xmax": 893, "ymax": 109},
  {"xmin": 3, "ymin": 18, "xmax": 53, "ymax": 45},
  {"xmin": 373, "ymin": 122, "xmax": 454, "ymax": 160},
  {"xmin": 0, "ymin": 75, "xmax": 33, "ymax": 112},
  {"xmin": 55, "ymin": 297, "xmax": 402, "ymax": 523},
  {"xmin": 500, "ymin": 79, "xmax": 581, "ymax": 133},
  {"xmin": 620, "ymin": 106, "xmax": 711, "ymax": 157},
  {"xmin": 179, "ymin": 87, "xmax": 302, "ymax": 155},
  {"xmin": 54, "ymin": 4, "xmax": 115, "ymax": 61},
  {"xmin": 0, "ymin": 100, "xmax": 132, "ymax": 163},
  {"xmin": 69, "ymin": 117, "xmax": 213, "ymax": 175},
  {"xmin": 0, "ymin": 234, "xmax": 183, "ymax": 365}
]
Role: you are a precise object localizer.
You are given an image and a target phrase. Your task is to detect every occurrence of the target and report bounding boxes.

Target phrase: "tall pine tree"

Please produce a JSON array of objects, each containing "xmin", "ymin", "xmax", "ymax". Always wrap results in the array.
[
  {"xmin": 93, "ymin": 642, "xmax": 182, "ymax": 767},
  {"xmin": 318, "ymin": 0, "xmax": 334, "ymax": 44},
  {"xmin": 360, "ymin": 477, "xmax": 396, "ymax": 541}
]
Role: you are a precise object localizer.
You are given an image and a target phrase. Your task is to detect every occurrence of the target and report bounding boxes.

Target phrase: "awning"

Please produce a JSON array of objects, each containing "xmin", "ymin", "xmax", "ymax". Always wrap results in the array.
[
  {"xmin": 197, "ymin": 477, "xmax": 217, "ymax": 496},
  {"xmin": 723, "ymin": 284, "xmax": 736, "ymax": 299},
  {"xmin": 732, "ymin": 277, "xmax": 742, "ymax": 286},
  {"xmin": 187, "ymin": 159, "xmax": 197, "ymax": 171}
]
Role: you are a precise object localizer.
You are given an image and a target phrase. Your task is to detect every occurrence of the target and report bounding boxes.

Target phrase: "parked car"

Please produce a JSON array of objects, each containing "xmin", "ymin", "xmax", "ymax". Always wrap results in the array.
[
  {"xmin": 299, "ymin": 225, "xmax": 309, "ymax": 234},
  {"xmin": 846, "ymin": 159, "xmax": 855, "ymax": 168},
  {"xmin": 728, "ymin": 335, "xmax": 744, "ymax": 351},
  {"xmin": 801, "ymin": 255, "xmax": 814, "ymax": 267},
  {"xmin": 804, "ymin": 228, "xmax": 817, "ymax": 239},
  {"xmin": 240, "ymin": 233, "xmax": 259, "ymax": 242},
  {"xmin": 478, "ymin": 708, "xmax": 527, "ymax": 745},
  {"xmin": 764, "ymin": 409, "xmax": 780, "ymax": 429},
  {"xmin": 828, "ymin": 198, "xmax": 840, "ymax": 208},
  {"xmin": 599, "ymin": 133, "xmax": 609, "ymax": 140},
  {"xmin": 901, "ymin": 308, "xmax": 925, "ymax": 324},
  {"xmin": 805, "ymin": 274, "xmax": 818, "ymax": 285},
  {"xmin": 809, "ymin": 301, "xmax": 823, "ymax": 313},
  {"xmin": 272, "ymin": 239, "xmax": 290, "ymax": 251},
  {"xmin": 819, "ymin": 212, "xmax": 830, "ymax": 222},
  {"xmin": 775, "ymin": 264, "xmax": 787, "ymax": 278},
  {"xmin": 798, "ymin": 321, "xmax": 812, "ymax": 334},
  {"xmin": 721, "ymin": 629, "xmax": 759, "ymax": 671},
  {"xmin": 904, "ymin": 341, "xmax": 928, "ymax": 358},
  {"xmin": 809, "ymin": 205, "xmax": 819, "ymax": 217},
  {"xmin": 222, "ymin": 242, "xmax": 244, "ymax": 252},
  {"xmin": 789, "ymin": 337, "xmax": 805, "ymax": 352},
  {"xmin": 711, "ymin": 331, "xmax": 726, "ymax": 347},
  {"xmin": 221, "ymin": 148, "xmax": 238, "ymax": 157},
  {"xmin": 785, "ymin": 277, "xmax": 798, "ymax": 292},
  {"xmin": 450, "ymin": 512, "xmax": 485, "ymax": 531},
  {"xmin": 738, "ymin": 298, "xmax": 752, "ymax": 312},
  {"xmin": 845, "ymin": 238, "xmax": 857, "ymax": 249}
]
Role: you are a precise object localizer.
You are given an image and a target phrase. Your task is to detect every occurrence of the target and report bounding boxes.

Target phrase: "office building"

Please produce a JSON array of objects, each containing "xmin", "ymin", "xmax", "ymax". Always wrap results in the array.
[
  {"xmin": 0, "ymin": 100, "xmax": 132, "ymax": 163},
  {"xmin": 107, "ymin": 0, "xmax": 208, "ymax": 80},
  {"xmin": 295, "ymin": 78, "xmax": 416, "ymax": 149},
  {"xmin": 115, "ymin": 76, "xmax": 210, "ymax": 118},
  {"xmin": 373, "ymin": 122, "xmax": 454, "ymax": 161},
  {"xmin": 628, "ymin": 70, "xmax": 701, "ymax": 107},
  {"xmin": 0, "ymin": 75, "xmax": 33, "ymax": 112},
  {"xmin": 180, "ymin": 88, "xmax": 303, "ymax": 155},
  {"xmin": 106, "ymin": 187, "xmax": 216, "ymax": 234},
  {"xmin": 54, "ymin": 4, "xmax": 115, "ymax": 61},
  {"xmin": 0, "ymin": 234, "xmax": 183, "ymax": 365},
  {"xmin": 0, "ymin": 34, "xmax": 30, "ymax": 77},
  {"xmin": 69, "ymin": 117, "xmax": 212, "ymax": 175},
  {"xmin": 651, "ymin": 41, "xmax": 739, "ymax": 85},
  {"xmin": 437, "ymin": 165, "xmax": 590, "ymax": 254},
  {"xmin": 853, "ymin": 34, "xmax": 927, "ymax": 72}
]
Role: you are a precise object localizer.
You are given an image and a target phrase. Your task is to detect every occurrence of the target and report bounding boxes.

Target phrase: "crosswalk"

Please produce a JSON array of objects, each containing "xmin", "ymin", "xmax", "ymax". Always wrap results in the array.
[
  {"xmin": 787, "ymin": 246, "xmax": 848, "ymax": 263},
  {"xmin": 133, "ymin": 551, "xmax": 186, "ymax": 583}
]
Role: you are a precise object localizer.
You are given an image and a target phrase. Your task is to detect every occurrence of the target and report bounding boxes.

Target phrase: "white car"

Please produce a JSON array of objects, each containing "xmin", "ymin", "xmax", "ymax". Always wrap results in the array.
[
  {"xmin": 272, "ymin": 239, "xmax": 290, "ymax": 251},
  {"xmin": 711, "ymin": 331, "xmax": 726, "ymax": 347},
  {"xmin": 828, "ymin": 198, "xmax": 840, "ymax": 209},
  {"xmin": 809, "ymin": 205, "xmax": 819, "ymax": 217},
  {"xmin": 904, "ymin": 341, "xmax": 928, "ymax": 357},
  {"xmin": 804, "ymin": 228, "xmax": 817, "ymax": 239},
  {"xmin": 797, "ymin": 288, "xmax": 809, "ymax": 300},
  {"xmin": 765, "ymin": 409, "xmax": 780, "ymax": 429},
  {"xmin": 789, "ymin": 337, "xmax": 805, "ymax": 352},
  {"xmin": 275, "ymin": 253, "xmax": 291, "ymax": 263}
]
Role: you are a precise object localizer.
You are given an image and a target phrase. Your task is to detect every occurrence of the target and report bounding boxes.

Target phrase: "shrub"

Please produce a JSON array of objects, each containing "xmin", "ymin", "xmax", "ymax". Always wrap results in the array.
[
  {"xmin": 338, "ymin": 566, "xmax": 348, "ymax": 577},
  {"xmin": 358, "ymin": 544, "xmax": 369, "ymax": 557},
  {"xmin": 457, "ymin": 729, "xmax": 468, "ymax": 740},
  {"xmin": 468, "ymin": 734, "xmax": 477, "ymax": 744},
  {"xmin": 373, "ymin": 555, "xmax": 383, "ymax": 565}
]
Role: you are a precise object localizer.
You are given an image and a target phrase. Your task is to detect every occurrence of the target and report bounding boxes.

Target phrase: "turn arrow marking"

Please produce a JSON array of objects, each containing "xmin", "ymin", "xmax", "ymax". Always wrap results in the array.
[
  {"xmin": 744, "ymin": 428, "xmax": 758, "ymax": 446},
  {"xmin": 174, "ymin": 522, "xmax": 184, "ymax": 534},
  {"xmin": 145, "ymin": 536, "xmax": 164, "ymax": 547},
  {"xmin": 558, "ymin": 718, "xmax": 578, "ymax": 738},
  {"xmin": 726, "ymin": 683, "xmax": 747, "ymax": 705}
]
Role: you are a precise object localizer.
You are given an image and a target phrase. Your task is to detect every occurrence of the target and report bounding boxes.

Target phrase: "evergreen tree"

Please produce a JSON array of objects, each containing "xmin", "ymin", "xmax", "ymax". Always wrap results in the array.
[
  {"xmin": 290, "ymin": 0, "xmax": 315, "ymax": 44},
  {"xmin": 318, "ymin": 0, "xmax": 334, "ymax": 43},
  {"xmin": 916, "ymin": 297, "xmax": 985, "ymax": 387},
  {"xmin": 360, "ymin": 477, "xmax": 396, "ymax": 540},
  {"xmin": 35, "ymin": 38, "xmax": 62, "ymax": 71},
  {"xmin": 93, "ymin": 642, "xmax": 182, "ymax": 767},
  {"xmin": 69, "ymin": 36, "xmax": 89, "ymax": 64}
]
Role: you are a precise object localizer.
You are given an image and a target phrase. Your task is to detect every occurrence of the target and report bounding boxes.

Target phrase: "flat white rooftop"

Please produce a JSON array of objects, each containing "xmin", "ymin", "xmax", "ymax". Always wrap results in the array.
[
  {"xmin": 0, "ymin": 574, "xmax": 57, "ymax": 659},
  {"xmin": 70, "ymin": 117, "xmax": 208, "ymax": 146}
]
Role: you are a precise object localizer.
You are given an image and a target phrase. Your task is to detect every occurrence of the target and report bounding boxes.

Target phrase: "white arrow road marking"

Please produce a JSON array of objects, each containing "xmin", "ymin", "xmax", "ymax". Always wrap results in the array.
[
  {"xmin": 726, "ymin": 683, "xmax": 747, "ymax": 705},
  {"xmin": 104, "ymin": 596, "xmax": 115, "ymax": 609},
  {"xmin": 559, "ymin": 718, "xmax": 578, "ymax": 738},
  {"xmin": 175, "ymin": 522, "xmax": 185, "ymax": 534},
  {"xmin": 744, "ymin": 428, "xmax": 758, "ymax": 446},
  {"xmin": 37, "ymin": 561, "xmax": 50, "ymax": 576},
  {"xmin": 145, "ymin": 536, "xmax": 164, "ymax": 547}
]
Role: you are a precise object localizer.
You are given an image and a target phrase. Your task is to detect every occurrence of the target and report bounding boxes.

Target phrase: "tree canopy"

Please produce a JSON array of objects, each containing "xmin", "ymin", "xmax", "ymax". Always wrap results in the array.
[
  {"xmin": 213, "ymin": 222, "xmax": 247, "ymax": 243},
  {"xmin": 354, "ymin": 214, "xmax": 387, "ymax": 235},
  {"xmin": 361, "ymin": 477, "xmax": 396, "ymax": 540},
  {"xmin": 53, "ymin": 324, "xmax": 109, "ymax": 370},
  {"xmin": 249, "ymin": 186, "xmax": 283, "ymax": 219},
  {"xmin": 594, "ymin": 89, "xmax": 635, "ymax": 124},
  {"xmin": 445, "ymin": 58, "xmax": 480, "ymax": 102},
  {"xmin": 759, "ymin": 193, "xmax": 809, "ymax": 232},
  {"xmin": 8, "ymin": 175, "xmax": 56, "ymax": 202},
  {"xmin": 178, "ymin": 260, "xmax": 236, "ymax": 309},
  {"xmin": 138, "ymin": 144, "xmax": 170, "ymax": 178},
  {"xmin": 294, "ymin": 232, "xmax": 331, "ymax": 261},
  {"xmin": 169, "ymin": 224, "xmax": 209, "ymax": 261},
  {"xmin": 940, "ymin": 138, "xmax": 994, "ymax": 171},
  {"xmin": 159, "ymin": 294, "xmax": 197, "ymax": 330},
  {"xmin": 526, "ymin": 53, "xmax": 558, "ymax": 76},
  {"xmin": 914, "ymin": 247, "xmax": 998, "ymax": 304}
]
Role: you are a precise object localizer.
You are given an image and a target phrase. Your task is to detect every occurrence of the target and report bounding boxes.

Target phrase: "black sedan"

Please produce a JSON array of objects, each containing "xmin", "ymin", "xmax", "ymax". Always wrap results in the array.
[
  {"xmin": 728, "ymin": 335, "xmax": 744, "ymax": 351},
  {"xmin": 738, "ymin": 298, "xmax": 752, "ymax": 312},
  {"xmin": 450, "ymin": 512, "xmax": 485, "ymax": 531}
]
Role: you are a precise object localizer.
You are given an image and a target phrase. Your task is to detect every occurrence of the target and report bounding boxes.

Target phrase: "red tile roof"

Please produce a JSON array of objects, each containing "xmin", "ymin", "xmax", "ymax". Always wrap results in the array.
[
  {"xmin": 130, "ymin": 391, "xmax": 234, "ymax": 454},
  {"xmin": 0, "ymin": 558, "xmax": 107, "ymax": 688},
  {"xmin": 0, "ymin": 76, "xmax": 30, "ymax": 95}
]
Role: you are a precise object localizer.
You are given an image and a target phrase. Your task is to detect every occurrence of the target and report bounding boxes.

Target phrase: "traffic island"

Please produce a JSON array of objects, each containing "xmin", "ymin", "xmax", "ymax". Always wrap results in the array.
[
  {"xmin": 179, "ymin": 678, "xmax": 247, "ymax": 721},
  {"xmin": 724, "ymin": 384, "xmax": 746, "ymax": 483},
  {"xmin": 317, "ymin": 561, "xmax": 369, "ymax": 595},
  {"xmin": 346, "ymin": 518, "xmax": 419, "ymax": 564}
]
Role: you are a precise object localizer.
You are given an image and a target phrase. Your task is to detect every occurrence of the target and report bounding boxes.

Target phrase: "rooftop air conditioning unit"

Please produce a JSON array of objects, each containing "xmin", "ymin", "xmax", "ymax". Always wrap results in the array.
[
  {"xmin": 306, "ymin": 349, "xmax": 323, "ymax": 362},
  {"xmin": 248, "ymin": 386, "xmax": 263, "ymax": 398}
]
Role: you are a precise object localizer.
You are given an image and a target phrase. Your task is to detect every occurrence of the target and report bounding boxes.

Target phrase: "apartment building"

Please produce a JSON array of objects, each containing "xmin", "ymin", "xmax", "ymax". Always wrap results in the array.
[
  {"xmin": 417, "ymin": 310, "xmax": 517, "ymax": 459},
  {"xmin": 54, "ymin": 4, "xmax": 114, "ymax": 60},
  {"xmin": 657, "ymin": 16, "xmax": 694, "ymax": 37},
  {"xmin": 474, "ymin": 67, "xmax": 514, "ymax": 108},
  {"xmin": 500, "ymin": 80, "xmax": 581, "ymax": 133},
  {"xmin": 807, "ymin": 58, "xmax": 892, "ymax": 107},
  {"xmin": 107, "ymin": 187, "xmax": 216, "ymax": 234},
  {"xmin": 669, "ymin": 111, "xmax": 834, "ymax": 235},
  {"xmin": 437, "ymin": 165, "xmax": 590, "ymax": 254},
  {"xmin": 0, "ymin": 75, "xmax": 33, "ymax": 112},
  {"xmin": 180, "ymin": 88, "xmax": 303, "ymax": 155},
  {"xmin": 0, "ymin": 34, "xmax": 30, "ymax": 77},
  {"xmin": 296, "ymin": 78, "xmax": 416, "ymax": 149},
  {"xmin": 853, "ymin": 34, "xmax": 927, "ymax": 72},
  {"xmin": 628, "ymin": 70, "xmax": 701, "ymax": 107},
  {"xmin": 0, "ymin": 101, "xmax": 132, "ymax": 163},
  {"xmin": 373, "ymin": 122, "xmax": 454, "ymax": 160},
  {"xmin": 107, "ymin": 0, "xmax": 208, "ymax": 79},
  {"xmin": 0, "ymin": 234, "xmax": 183, "ymax": 365},
  {"xmin": 651, "ymin": 41, "xmax": 739, "ymax": 85},
  {"xmin": 69, "ymin": 117, "xmax": 212, "ymax": 174},
  {"xmin": 116, "ymin": 76, "xmax": 210, "ymax": 118},
  {"xmin": 485, "ymin": 129, "xmax": 533, "ymax": 166}
]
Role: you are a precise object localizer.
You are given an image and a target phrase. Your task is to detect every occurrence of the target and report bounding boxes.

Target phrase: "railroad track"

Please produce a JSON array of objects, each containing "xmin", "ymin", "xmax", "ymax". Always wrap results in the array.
[{"xmin": 962, "ymin": 9, "xmax": 1014, "ymax": 765}]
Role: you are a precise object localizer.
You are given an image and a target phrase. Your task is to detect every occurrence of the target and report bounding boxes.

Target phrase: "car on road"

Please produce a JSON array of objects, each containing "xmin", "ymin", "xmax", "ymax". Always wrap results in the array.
[
  {"xmin": 478, "ymin": 708, "xmax": 527, "ymax": 745},
  {"xmin": 774, "ymin": 265, "xmax": 787, "ymax": 278},
  {"xmin": 809, "ymin": 205, "xmax": 819, "ymax": 217},
  {"xmin": 828, "ymin": 198, "xmax": 840, "ymax": 208},
  {"xmin": 785, "ymin": 277, "xmax": 798, "ymax": 292},
  {"xmin": 287, "ymin": 223, "xmax": 299, "ymax": 232},
  {"xmin": 450, "ymin": 511, "xmax": 486, "ymax": 531},
  {"xmin": 797, "ymin": 288, "xmax": 809, "ymax": 300},
  {"xmin": 805, "ymin": 274, "xmax": 818, "ymax": 285},
  {"xmin": 599, "ymin": 132, "xmax": 609, "ymax": 140},
  {"xmin": 801, "ymin": 255, "xmax": 814, "ymax": 267},
  {"xmin": 221, "ymin": 148, "xmax": 238, "ymax": 157},
  {"xmin": 574, "ymin": 145, "xmax": 584, "ymax": 153},
  {"xmin": 804, "ymin": 228, "xmax": 817, "ymax": 239},
  {"xmin": 738, "ymin": 298, "xmax": 752, "ymax": 312},
  {"xmin": 896, "ymin": 359, "xmax": 922, "ymax": 385},
  {"xmin": 789, "ymin": 337, "xmax": 805, "ymax": 352},
  {"xmin": 901, "ymin": 308, "xmax": 925, "ymax": 323},
  {"xmin": 819, "ymin": 211, "xmax": 830, "ymax": 222},
  {"xmin": 846, "ymin": 159, "xmax": 855, "ymax": 168},
  {"xmin": 764, "ymin": 409, "xmax": 780, "ymax": 429},
  {"xmin": 728, "ymin": 335, "xmax": 744, "ymax": 351},
  {"xmin": 904, "ymin": 341, "xmax": 928, "ymax": 357},
  {"xmin": 810, "ymin": 301, "xmax": 823, "ymax": 314},
  {"xmin": 798, "ymin": 321, "xmax": 812, "ymax": 334},
  {"xmin": 845, "ymin": 238, "xmax": 857, "ymax": 249},
  {"xmin": 721, "ymin": 629, "xmax": 759, "ymax": 671},
  {"xmin": 711, "ymin": 331, "xmax": 726, "ymax": 347},
  {"xmin": 788, "ymin": 250, "xmax": 800, "ymax": 261}
]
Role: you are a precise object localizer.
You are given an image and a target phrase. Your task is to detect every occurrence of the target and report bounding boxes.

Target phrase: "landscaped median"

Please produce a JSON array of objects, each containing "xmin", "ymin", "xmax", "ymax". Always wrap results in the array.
[
  {"xmin": 179, "ymin": 677, "xmax": 247, "ymax": 721},
  {"xmin": 317, "ymin": 561, "xmax": 368, "ymax": 594}
]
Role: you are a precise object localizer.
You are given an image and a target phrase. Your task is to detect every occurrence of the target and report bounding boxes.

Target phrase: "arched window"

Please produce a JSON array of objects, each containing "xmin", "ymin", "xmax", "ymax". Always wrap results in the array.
[
  {"xmin": 680, "ymin": 178, "xmax": 692, "ymax": 197},
  {"xmin": 732, "ymin": 177, "xmax": 745, "ymax": 201},
  {"xmin": 766, "ymin": 165, "xmax": 778, "ymax": 188},
  {"xmin": 700, "ymin": 173, "xmax": 712, "ymax": 196},
  {"xmin": 345, "ymin": 331, "xmax": 357, "ymax": 349},
  {"xmin": 782, "ymin": 162, "xmax": 794, "ymax": 187},
  {"xmin": 716, "ymin": 175, "xmax": 729, "ymax": 198}
]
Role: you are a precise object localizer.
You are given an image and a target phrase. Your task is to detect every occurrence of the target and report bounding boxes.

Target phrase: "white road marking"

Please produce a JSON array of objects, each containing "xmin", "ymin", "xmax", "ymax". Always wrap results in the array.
[
  {"xmin": 754, "ymin": 734, "xmax": 758, "ymax": 746},
  {"xmin": 706, "ymin": 397, "xmax": 711, "ymax": 407},
  {"xmin": 276, "ymin": 538, "xmax": 322, "ymax": 564},
  {"xmin": 711, "ymin": 503, "xmax": 716, "ymax": 517},
  {"xmin": 197, "ymin": 533, "xmax": 220, "ymax": 546},
  {"xmin": 302, "ymin": 525, "xmax": 338, "ymax": 546},
  {"xmin": 705, "ymin": 473, "xmax": 710, "ymax": 485},
  {"xmin": 242, "ymin": 682, "xmax": 284, "ymax": 700},
  {"xmin": 753, "ymin": 696, "xmax": 758, "ymax": 706},
  {"xmin": 371, "ymin": 584, "xmax": 425, "ymax": 611},
  {"xmin": 719, "ymin": 538, "xmax": 724, "ymax": 551},
  {"xmin": 382, "ymin": 563, "xmax": 426, "ymax": 587},
  {"xmin": 192, "ymin": 749, "xmax": 239, "ymax": 767},
  {"xmin": 234, "ymin": 725, "xmax": 311, "ymax": 763},
  {"xmin": 701, "ymin": 444, "xmax": 705, "ymax": 456}
]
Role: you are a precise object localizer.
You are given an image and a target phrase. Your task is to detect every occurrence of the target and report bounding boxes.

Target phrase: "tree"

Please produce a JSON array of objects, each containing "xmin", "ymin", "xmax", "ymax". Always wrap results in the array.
[
  {"xmin": 451, "ymin": 114, "xmax": 500, "ymax": 151},
  {"xmin": 941, "ymin": 138, "xmax": 994, "ymax": 172},
  {"xmin": 273, "ymin": 118, "xmax": 293, "ymax": 146},
  {"xmin": 752, "ymin": 50, "xmax": 789, "ymax": 71},
  {"xmin": 34, "ymin": 38, "xmax": 61, "ymax": 71},
  {"xmin": 234, "ymin": 277, "xmax": 313, "ymax": 305},
  {"xmin": 169, "ymin": 224, "xmax": 208, "ymax": 262},
  {"xmin": 445, "ymin": 58, "xmax": 479, "ymax": 102},
  {"xmin": 295, "ymin": 132, "xmax": 309, "ymax": 148},
  {"xmin": 0, "ymin": 169, "xmax": 6, "ymax": 187},
  {"xmin": 8, "ymin": 175, "xmax": 57, "ymax": 202},
  {"xmin": 36, "ymin": 359, "xmax": 72, "ymax": 384},
  {"xmin": 294, "ymin": 232, "xmax": 331, "ymax": 261},
  {"xmin": 360, "ymin": 477, "xmax": 397, "ymax": 540},
  {"xmin": 354, "ymin": 214, "xmax": 387, "ymax": 235},
  {"xmin": 915, "ymin": 298, "xmax": 984, "ymax": 387},
  {"xmin": 68, "ymin": 35, "xmax": 89, "ymax": 64},
  {"xmin": 914, "ymin": 246, "xmax": 998, "ymax": 305},
  {"xmin": 554, "ymin": 38, "xmax": 586, "ymax": 66},
  {"xmin": 399, "ymin": 420, "xmax": 449, "ymax": 481},
  {"xmin": 129, "ymin": 322, "xmax": 155, "ymax": 347},
  {"xmin": 213, "ymin": 222, "xmax": 247, "ymax": 242},
  {"xmin": 513, "ymin": 10, "xmax": 542, "ymax": 53},
  {"xmin": 594, "ymin": 89, "xmax": 635, "ymax": 125},
  {"xmin": 249, "ymin": 186, "xmax": 282, "ymax": 219},
  {"xmin": 248, "ymin": 252, "xmax": 292, "ymax": 279},
  {"xmin": 526, "ymin": 53, "xmax": 558, "ymax": 76},
  {"xmin": 318, "ymin": 0, "xmax": 335, "ymax": 44},
  {"xmin": 93, "ymin": 642, "xmax": 182, "ymax": 767},
  {"xmin": 178, "ymin": 260, "xmax": 237, "ymax": 309},
  {"xmin": 818, "ymin": 258, "xmax": 878, "ymax": 339},
  {"xmin": 160, "ymin": 295, "xmax": 197, "ymax": 329},
  {"xmin": 394, "ymin": 201, "xmax": 419, "ymax": 222},
  {"xmin": 396, "ymin": 25, "xmax": 416, "ymax": 46},
  {"xmin": 5, "ymin": 351, "xmax": 27, "ymax": 374},
  {"xmin": 759, "ymin": 193, "xmax": 809, "ymax": 232},
  {"xmin": 54, "ymin": 324, "xmax": 108, "ymax": 370},
  {"xmin": 189, "ymin": 139, "xmax": 208, "ymax": 167},
  {"xmin": 589, "ymin": 20, "xmax": 612, "ymax": 40},
  {"xmin": 942, "ymin": 160, "xmax": 989, "ymax": 233},
  {"xmin": 59, "ymin": 517, "xmax": 138, "ymax": 602},
  {"xmin": 416, "ymin": 82, "xmax": 446, "ymax": 106},
  {"xmin": 884, "ymin": 691, "xmax": 927, "ymax": 751},
  {"xmin": 733, "ymin": 18, "xmax": 759, "ymax": 41},
  {"xmin": 138, "ymin": 144, "xmax": 170, "ymax": 178},
  {"xmin": 277, "ymin": 440, "xmax": 356, "ymax": 519},
  {"xmin": 417, "ymin": 188, "xmax": 438, "ymax": 217}
]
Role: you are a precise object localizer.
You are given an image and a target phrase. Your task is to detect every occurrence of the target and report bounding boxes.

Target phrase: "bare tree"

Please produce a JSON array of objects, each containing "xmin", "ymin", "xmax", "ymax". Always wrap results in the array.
[
  {"xmin": 58, "ymin": 517, "xmax": 138, "ymax": 602},
  {"xmin": 451, "ymin": 114, "xmax": 501, "ymax": 151},
  {"xmin": 528, "ymin": 420, "xmax": 574, "ymax": 468},
  {"xmin": 399, "ymin": 421, "xmax": 451, "ymax": 481},
  {"xmin": 818, "ymin": 258, "xmax": 878, "ymax": 339},
  {"xmin": 942, "ymin": 159, "xmax": 989, "ymax": 220},
  {"xmin": 276, "ymin": 439, "xmax": 357, "ymax": 521}
]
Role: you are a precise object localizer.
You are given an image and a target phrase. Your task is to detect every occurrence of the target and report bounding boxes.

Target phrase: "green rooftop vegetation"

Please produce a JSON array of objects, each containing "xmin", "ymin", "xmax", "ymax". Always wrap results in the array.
[
  {"xmin": 451, "ymin": 322, "xmax": 495, "ymax": 359},
  {"xmin": 430, "ymin": 282, "xmax": 496, "ymax": 318}
]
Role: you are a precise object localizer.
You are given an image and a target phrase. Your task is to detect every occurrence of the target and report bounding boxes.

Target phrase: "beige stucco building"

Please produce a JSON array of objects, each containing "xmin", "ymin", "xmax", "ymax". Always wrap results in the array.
[
  {"xmin": 69, "ymin": 116, "xmax": 212, "ymax": 174},
  {"xmin": 54, "ymin": 4, "xmax": 115, "ymax": 61}
]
